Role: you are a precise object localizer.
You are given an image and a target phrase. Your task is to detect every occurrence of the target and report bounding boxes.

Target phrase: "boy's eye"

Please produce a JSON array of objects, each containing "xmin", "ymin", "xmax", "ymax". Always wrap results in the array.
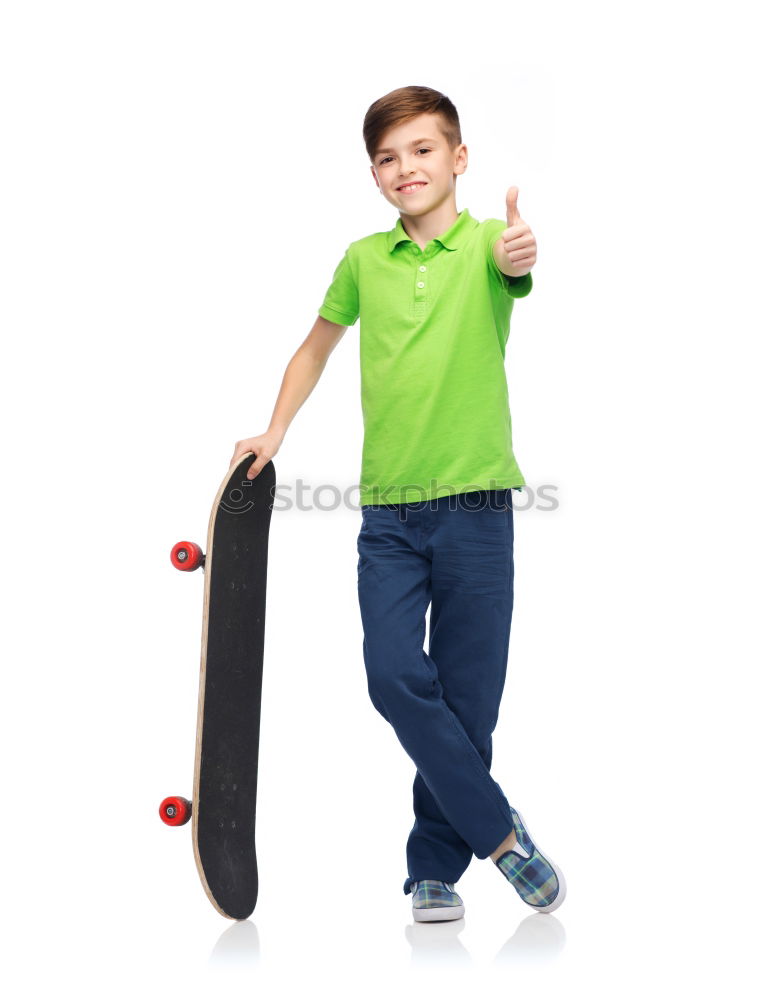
[{"xmin": 379, "ymin": 148, "xmax": 431, "ymax": 166}]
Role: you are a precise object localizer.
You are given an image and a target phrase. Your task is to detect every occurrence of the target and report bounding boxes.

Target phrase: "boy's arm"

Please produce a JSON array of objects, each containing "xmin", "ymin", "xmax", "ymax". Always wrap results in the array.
[
  {"xmin": 268, "ymin": 314, "xmax": 348, "ymax": 433},
  {"xmin": 233, "ymin": 315, "xmax": 347, "ymax": 479}
]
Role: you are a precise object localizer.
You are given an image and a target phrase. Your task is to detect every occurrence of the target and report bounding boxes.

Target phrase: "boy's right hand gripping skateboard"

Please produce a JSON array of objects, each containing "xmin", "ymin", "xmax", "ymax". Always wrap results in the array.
[{"xmin": 159, "ymin": 453, "xmax": 275, "ymax": 920}]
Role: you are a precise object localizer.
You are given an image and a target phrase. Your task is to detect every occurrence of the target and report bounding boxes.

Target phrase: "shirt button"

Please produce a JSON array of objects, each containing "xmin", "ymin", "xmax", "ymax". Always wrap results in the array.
[
  {"xmin": 417, "ymin": 281, "xmax": 425, "ymax": 288},
  {"xmin": 419, "ymin": 265, "xmax": 426, "ymax": 272}
]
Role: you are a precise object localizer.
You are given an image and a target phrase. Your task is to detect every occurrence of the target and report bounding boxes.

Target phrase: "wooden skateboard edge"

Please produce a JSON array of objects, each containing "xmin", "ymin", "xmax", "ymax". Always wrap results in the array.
[{"xmin": 190, "ymin": 450, "xmax": 262, "ymax": 921}]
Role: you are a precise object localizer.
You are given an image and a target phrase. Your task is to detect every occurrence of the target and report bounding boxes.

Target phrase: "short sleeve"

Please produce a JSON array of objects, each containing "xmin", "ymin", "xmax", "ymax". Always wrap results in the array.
[
  {"xmin": 318, "ymin": 248, "xmax": 360, "ymax": 325},
  {"xmin": 483, "ymin": 218, "xmax": 533, "ymax": 300}
]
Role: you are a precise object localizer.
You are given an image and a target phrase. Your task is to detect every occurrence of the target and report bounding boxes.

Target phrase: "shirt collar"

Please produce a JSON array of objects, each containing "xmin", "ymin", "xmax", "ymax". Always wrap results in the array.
[{"xmin": 386, "ymin": 207, "xmax": 476, "ymax": 254}]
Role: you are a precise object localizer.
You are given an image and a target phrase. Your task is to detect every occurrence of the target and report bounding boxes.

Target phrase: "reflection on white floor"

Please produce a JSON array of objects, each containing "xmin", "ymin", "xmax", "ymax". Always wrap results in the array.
[
  {"xmin": 209, "ymin": 920, "xmax": 261, "ymax": 967},
  {"xmin": 405, "ymin": 913, "xmax": 566, "ymax": 966},
  {"xmin": 205, "ymin": 911, "xmax": 565, "ymax": 972}
]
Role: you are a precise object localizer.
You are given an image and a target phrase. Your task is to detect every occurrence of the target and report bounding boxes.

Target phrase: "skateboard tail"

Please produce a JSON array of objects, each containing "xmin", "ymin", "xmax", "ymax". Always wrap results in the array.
[{"xmin": 193, "ymin": 813, "xmax": 259, "ymax": 920}]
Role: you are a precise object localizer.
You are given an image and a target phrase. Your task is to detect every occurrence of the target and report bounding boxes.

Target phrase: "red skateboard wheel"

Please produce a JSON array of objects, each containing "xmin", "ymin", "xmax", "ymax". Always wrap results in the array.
[
  {"xmin": 170, "ymin": 541, "xmax": 204, "ymax": 572},
  {"xmin": 159, "ymin": 795, "xmax": 192, "ymax": 826}
]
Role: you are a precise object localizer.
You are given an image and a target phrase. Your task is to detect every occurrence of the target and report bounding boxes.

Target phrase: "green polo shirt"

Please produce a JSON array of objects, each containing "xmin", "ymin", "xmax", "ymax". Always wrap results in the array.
[{"xmin": 318, "ymin": 207, "xmax": 532, "ymax": 506}]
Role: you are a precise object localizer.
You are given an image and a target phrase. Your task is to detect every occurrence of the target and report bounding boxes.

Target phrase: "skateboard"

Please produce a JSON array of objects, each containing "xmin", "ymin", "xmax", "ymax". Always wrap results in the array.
[{"xmin": 159, "ymin": 452, "xmax": 275, "ymax": 920}]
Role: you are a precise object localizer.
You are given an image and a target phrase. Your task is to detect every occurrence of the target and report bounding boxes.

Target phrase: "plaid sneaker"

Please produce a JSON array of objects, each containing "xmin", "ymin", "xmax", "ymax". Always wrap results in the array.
[
  {"xmin": 493, "ymin": 805, "xmax": 566, "ymax": 913},
  {"xmin": 410, "ymin": 879, "xmax": 465, "ymax": 922}
]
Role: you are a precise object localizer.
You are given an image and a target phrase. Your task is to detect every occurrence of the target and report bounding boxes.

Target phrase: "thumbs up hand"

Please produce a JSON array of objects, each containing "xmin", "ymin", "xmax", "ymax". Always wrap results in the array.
[{"xmin": 500, "ymin": 186, "xmax": 536, "ymax": 276}]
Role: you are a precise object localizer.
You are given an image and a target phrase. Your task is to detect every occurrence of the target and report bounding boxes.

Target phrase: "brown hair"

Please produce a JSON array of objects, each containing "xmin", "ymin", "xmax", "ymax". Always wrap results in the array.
[{"xmin": 363, "ymin": 85, "xmax": 462, "ymax": 164}]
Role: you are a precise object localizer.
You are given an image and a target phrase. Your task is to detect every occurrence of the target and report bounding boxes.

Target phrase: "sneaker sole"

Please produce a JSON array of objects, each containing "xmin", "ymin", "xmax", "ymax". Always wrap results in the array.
[
  {"xmin": 412, "ymin": 904, "xmax": 465, "ymax": 922},
  {"xmin": 510, "ymin": 805, "xmax": 567, "ymax": 914}
]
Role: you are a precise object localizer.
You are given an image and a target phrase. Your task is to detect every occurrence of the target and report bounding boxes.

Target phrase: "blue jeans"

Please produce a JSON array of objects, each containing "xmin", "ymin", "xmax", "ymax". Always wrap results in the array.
[{"xmin": 356, "ymin": 488, "xmax": 517, "ymax": 895}]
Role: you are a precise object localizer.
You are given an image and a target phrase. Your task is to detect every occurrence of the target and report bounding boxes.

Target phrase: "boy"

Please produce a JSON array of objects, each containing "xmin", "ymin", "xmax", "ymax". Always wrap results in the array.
[{"xmin": 231, "ymin": 85, "xmax": 566, "ymax": 922}]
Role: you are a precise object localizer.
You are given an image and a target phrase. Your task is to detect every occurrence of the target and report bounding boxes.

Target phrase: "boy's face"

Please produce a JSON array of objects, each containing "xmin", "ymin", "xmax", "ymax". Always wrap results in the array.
[{"xmin": 370, "ymin": 113, "xmax": 467, "ymax": 216}]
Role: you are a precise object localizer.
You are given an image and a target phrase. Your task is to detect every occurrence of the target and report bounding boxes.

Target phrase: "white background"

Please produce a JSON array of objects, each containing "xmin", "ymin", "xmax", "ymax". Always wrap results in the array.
[{"xmin": 2, "ymin": 0, "xmax": 777, "ymax": 996}]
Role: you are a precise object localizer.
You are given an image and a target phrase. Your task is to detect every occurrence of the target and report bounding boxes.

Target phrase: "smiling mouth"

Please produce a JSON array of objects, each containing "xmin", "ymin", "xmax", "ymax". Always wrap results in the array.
[{"xmin": 397, "ymin": 182, "xmax": 427, "ymax": 193}]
